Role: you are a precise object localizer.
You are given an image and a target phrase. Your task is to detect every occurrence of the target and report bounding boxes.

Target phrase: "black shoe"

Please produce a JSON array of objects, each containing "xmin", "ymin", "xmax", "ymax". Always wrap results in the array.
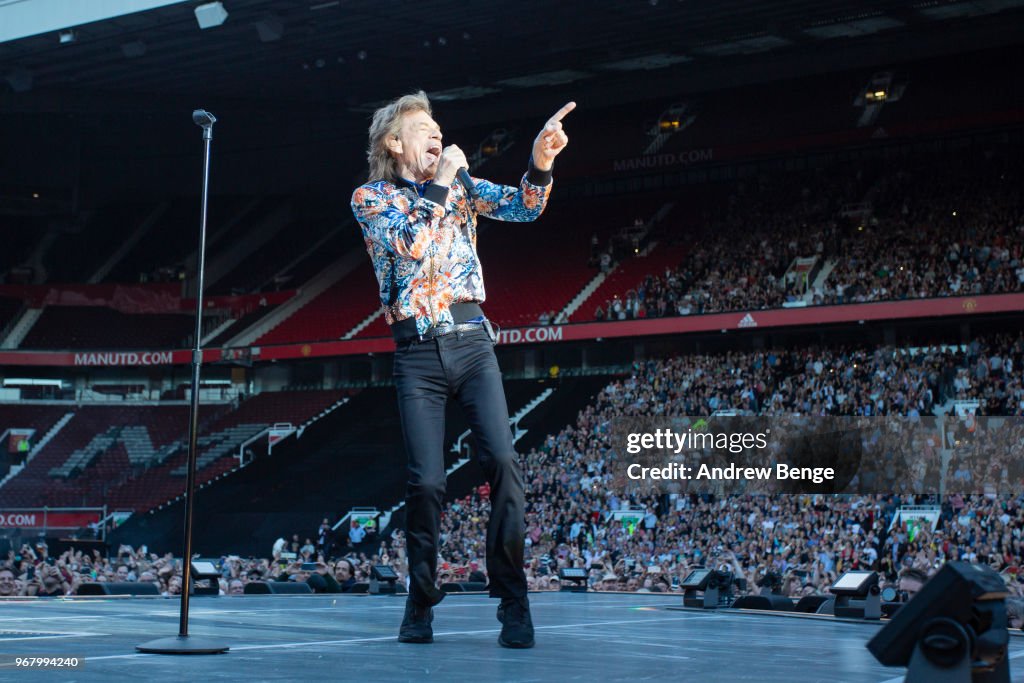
[
  {"xmin": 398, "ymin": 599, "xmax": 434, "ymax": 643},
  {"xmin": 497, "ymin": 596, "xmax": 535, "ymax": 649}
]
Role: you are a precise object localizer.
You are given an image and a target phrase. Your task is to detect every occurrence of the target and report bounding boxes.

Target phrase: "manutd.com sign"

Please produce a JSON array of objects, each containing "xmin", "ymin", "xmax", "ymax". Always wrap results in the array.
[
  {"xmin": 498, "ymin": 326, "xmax": 564, "ymax": 345},
  {"xmin": 0, "ymin": 510, "xmax": 103, "ymax": 529},
  {"xmin": 0, "ymin": 294, "xmax": 1022, "ymax": 367},
  {"xmin": 74, "ymin": 351, "xmax": 175, "ymax": 366},
  {"xmin": 612, "ymin": 149, "xmax": 714, "ymax": 172},
  {"xmin": 0, "ymin": 513, "xmax": 38, "ymax": 526}
]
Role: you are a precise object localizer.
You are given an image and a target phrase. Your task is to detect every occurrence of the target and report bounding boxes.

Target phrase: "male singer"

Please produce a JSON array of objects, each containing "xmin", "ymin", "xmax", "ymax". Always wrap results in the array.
[{"xmin": 351, "ymin": 91, "xmax": 573, "ymax": 648}]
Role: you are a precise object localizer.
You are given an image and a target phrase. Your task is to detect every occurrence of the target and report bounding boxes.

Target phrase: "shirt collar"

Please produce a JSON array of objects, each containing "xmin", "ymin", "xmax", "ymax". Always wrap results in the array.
[{"xmin": 395, "ymin": 176, "xmax": 431, "ymax": 197}]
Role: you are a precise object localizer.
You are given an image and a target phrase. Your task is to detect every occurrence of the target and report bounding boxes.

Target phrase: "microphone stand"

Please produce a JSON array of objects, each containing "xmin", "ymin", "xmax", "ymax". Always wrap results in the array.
[{"xmin": 137, "ymin": 110, "xmax": 229, "ymax": 655}]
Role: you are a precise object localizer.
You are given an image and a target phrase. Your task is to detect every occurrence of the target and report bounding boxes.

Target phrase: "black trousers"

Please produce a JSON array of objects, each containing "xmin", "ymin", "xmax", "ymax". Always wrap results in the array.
[{"xmin": 393, "ymin": 325, "xmax": 527, "ymax": 606}]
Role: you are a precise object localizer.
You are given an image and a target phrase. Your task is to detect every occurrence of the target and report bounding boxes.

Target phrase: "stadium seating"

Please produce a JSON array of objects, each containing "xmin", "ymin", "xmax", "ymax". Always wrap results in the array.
[
  {"xmin": 44, "ymin": 203, "xmax": 155, "ymax": 283},
  {"xmin": 476, "ymin": 191, "xmax": 672, "ymax": 328},
  {"xmin": 211, "ymin": 215, "xmax": 347, "ymax": 295},
  {"xmin": 0, "ymin": 390, "xmax": 345, "ymax": 513},
  {"xmin": 1, "ymin": 215, "xmax": 49, "ymax": 283},
  {"xmin": 569, "ymin": 242, "xmax": 689, "ymax": 322},
  {"xmin": 20, "ymin": 307, "xmax": 194, "ymax": 350},
  {"xmin": 102, "ymin": 195, "xmax": 252, "ymax": 284},
  {"xmin": 0, "ymin": 405, "xmax": 194, "ymax": 508},
  {"xmin": 0, "ymin": 296, "xmax": 23, "ymax": 332},
  {"xmin": 256, "ymin": 263, "xmax": 380, "ymax": 345},
  {"xmin": 102, "ymin": 390, "xmax": 347, "ymax": 512}
]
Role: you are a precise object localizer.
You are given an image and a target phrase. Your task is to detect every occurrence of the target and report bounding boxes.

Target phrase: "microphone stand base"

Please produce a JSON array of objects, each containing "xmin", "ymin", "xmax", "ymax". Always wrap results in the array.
[{"xmin": 136, "ymin": 635, "xmax": 229, "ymax": 655}]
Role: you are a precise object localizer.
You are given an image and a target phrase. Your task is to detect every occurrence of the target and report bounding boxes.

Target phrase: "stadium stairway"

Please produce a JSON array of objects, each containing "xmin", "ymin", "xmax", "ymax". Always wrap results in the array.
[
  {"xmin": 436, "ymin": 374, "xmax": 615, "ymax": 522},
  {"xmin": 1, "ymin": 307, "xmax": 43, "ymax": 349},
  {"xmin": 809, "ymin": 259, "xmax": 839, "ymax": 301},
  {"xmin": 381, "ymin": 385, "xmax": 557, "ymax": 524},
  {"xmin": 568, "ymin": 241, "xmax": 689, "ymax": 322},
  {"xmin": 343, "ymin": 308, "xmax": 384, "ymax": 339},
  {"xmin": 222, "ymin": 247, "xmax": 366, "ymax": 347},
  {"xmin": 87, "ymin": 203, "xmax": 169, "ymax": 284},
  {"xmin": 558, "ymin": 268, "xmax": 613, "ymax": 322},
  {"xmin": 197, "ymin": 203, "xmax": 292, "ymax": 294}
]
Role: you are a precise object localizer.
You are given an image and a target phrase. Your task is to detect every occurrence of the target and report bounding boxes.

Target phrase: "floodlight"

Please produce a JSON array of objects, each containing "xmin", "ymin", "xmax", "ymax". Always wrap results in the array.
[
  {"xmin": 868, "ymin": 562, "xmax": 1009, "ymax": 682},
  {"xmin": 190, "ymin": 559, "xmax": 221, "ymax": 595},
  {"xmin": 558, "ymin": 567, "xmax": 588, "ymax": 593},
  {"xmin": 682, "ymin": 568, "xmax": 733, "ymax": 609},
  {"xmin": 369, "ymin": 565, "xmax": 398, "ymax": 594},
  {"xmin": 830, "ymin": 570, "xmax": 880, "ymax": 619},
  {"xmin": 195, "ymin": 2, "xmax": 228, "ymax": 29}
]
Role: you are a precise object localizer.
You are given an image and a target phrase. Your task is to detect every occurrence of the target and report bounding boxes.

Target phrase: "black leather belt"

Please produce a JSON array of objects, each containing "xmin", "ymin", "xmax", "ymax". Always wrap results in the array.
[
  {"xmin": 392, "ymin": 302, "xmax": 485, "ymax": 344},
  {"xmin": 415, "ymin": 322, "xmax": 483, "ymax": 343}
]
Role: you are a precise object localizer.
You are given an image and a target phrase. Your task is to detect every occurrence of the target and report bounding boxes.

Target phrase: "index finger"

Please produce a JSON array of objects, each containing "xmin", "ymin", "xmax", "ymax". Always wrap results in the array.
[{"xmin": 548, "ymin": 101, "xmax": 576, "ymax": 124}]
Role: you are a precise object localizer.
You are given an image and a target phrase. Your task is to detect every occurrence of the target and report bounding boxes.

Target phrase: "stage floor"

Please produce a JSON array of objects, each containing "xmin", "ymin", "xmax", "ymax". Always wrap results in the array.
[{"xmin": 1, "ymin": 591, "xmax": 1022, "ymax": 682}]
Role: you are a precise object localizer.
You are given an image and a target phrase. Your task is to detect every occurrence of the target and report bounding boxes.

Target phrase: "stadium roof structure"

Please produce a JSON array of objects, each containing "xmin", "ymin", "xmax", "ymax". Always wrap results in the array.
[{"xmin": 0, "ymin": 0, "xmax": 1022, "ymax": 124}]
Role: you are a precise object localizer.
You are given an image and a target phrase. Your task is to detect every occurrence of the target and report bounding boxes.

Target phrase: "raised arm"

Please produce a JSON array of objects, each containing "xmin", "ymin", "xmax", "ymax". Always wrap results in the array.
[{"xmin": 466, "ymin": 101, "xmax": 576, "ymax": 222}]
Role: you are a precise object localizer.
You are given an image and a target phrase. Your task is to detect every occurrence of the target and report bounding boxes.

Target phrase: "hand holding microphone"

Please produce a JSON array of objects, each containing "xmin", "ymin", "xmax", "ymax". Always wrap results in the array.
[{"xmin": 434, "ymin": 144, "xmax": 479, "ymax": 199}]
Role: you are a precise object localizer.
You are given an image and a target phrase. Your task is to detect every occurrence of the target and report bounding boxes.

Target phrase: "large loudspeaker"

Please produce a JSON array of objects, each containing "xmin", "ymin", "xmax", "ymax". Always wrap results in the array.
[
  {"xmin": 77, "ymin": 582, "xmax": 161, "ymax": 596},
  {"xmin": 243, "ymin": 581, "xmax": 313, "ymax": 595},
  {"xmin": 867, "ymin": 562, "xmax": 1010, "ymax": 682},
  {"xmin": 732, "ymin": 594, "xmax": 795, "ymax": 611}
]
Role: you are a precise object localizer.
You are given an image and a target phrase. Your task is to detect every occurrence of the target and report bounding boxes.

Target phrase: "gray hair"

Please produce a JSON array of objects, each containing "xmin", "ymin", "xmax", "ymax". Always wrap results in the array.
[{"xmin": 366, "ymin": 90, "xmax": 432, "ymax": 183}]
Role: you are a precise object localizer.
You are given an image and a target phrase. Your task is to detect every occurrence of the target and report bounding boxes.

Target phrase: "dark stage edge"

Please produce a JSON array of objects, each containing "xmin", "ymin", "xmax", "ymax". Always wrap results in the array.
[{"xmin": 1, "ymin": 592, "xmax": 1023, "ymax": 682}]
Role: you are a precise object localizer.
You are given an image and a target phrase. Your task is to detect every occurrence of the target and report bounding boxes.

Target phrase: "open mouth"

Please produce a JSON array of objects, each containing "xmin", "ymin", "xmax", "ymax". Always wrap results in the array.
[{"xmin": 425, "ymin": 144, "xmax": 442, "ymax": 163}]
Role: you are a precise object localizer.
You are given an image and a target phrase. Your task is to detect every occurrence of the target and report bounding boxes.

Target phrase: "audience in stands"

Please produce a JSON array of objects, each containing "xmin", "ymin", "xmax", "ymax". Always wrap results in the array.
[
  {"xmin": 433, "ymin": 331, "xmax": 1024, "ymax": 598},
  {"xmin": 2, "ymin": 332, "xmax": 1023, "ymax": 599},
  {"xmin": 583, "ymin": 148, "xmax": 1022, "ymax": 321}
]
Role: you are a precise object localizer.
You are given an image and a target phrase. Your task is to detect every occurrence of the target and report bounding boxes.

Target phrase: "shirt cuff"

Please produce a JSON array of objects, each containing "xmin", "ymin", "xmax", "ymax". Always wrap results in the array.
[
  {"xmin": 423, "ymin": 182, "xmax": 449, "ymax": 206},
  {"xmin": 526, "ymin": 158, "xmax": 553, "ymax": 186}
]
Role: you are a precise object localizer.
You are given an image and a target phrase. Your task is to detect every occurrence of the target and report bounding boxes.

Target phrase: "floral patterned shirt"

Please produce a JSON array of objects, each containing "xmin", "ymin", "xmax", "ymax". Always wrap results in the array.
[{"xmin": 351, "ymin": 168, "xmax": 552, "ymax": 335}]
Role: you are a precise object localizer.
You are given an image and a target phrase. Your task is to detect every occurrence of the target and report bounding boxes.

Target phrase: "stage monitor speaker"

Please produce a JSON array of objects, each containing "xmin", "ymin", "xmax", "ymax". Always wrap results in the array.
[
  {"xmin": 243, "ymin": 581, "xmax": 312, "ymax": 595},
  {"xmin": 732, "ymin": 595, "xmax": 769, "ymax": 610},
  {"xmin": 815, "ymin": 598, "xmax": 836, "ymax": 615},
  {"xmin": 441, "ymin": 581, "xmax": 488, "ymax": 593},
  {"xmin": 795, "ymin": 595, "xmax": 831, "ymax": 613},
  {"xmin": 732, "ymin": 594, "xmax": 795, "ymax": 611},
  {"xmin": 77, "ymin": 582, "xmax": 160, "ymax": 596}
]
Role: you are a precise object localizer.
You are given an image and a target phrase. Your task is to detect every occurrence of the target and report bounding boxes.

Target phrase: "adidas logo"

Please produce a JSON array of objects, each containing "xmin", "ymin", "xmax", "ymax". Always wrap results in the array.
[{"xmin": 738, "ymin": 313, "xmax": 757, "ymax": 328}]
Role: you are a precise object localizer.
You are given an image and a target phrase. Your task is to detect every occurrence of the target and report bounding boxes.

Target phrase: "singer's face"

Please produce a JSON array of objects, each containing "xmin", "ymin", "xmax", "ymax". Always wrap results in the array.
[{"xmin": 388, "ymin": 109, "xmax": 443, "ymax": 183}]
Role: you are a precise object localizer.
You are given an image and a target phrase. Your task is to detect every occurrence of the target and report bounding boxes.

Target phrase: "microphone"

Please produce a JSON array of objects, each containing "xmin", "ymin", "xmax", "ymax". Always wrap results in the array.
[
  {"xmin": 192, "ymin": 109, "xmax": 217, "ymax": 128},
  {"xmin": 457, "ymin": 167, "xmax": 479, "ymax": 200}
]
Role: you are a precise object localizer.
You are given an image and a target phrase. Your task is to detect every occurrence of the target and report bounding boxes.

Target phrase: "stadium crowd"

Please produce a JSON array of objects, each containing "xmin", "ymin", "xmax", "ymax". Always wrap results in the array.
[
  {"xmin": 591, "ymin": 148, "xmax": 1023, "ymax": 321},
  {"xmin": 445, "ymin": 332, "xmax": 1024, "ymax": 600},
  {"xmin": 3, "ymin": 333, "xmax": 1023, "ymax": 605}
]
